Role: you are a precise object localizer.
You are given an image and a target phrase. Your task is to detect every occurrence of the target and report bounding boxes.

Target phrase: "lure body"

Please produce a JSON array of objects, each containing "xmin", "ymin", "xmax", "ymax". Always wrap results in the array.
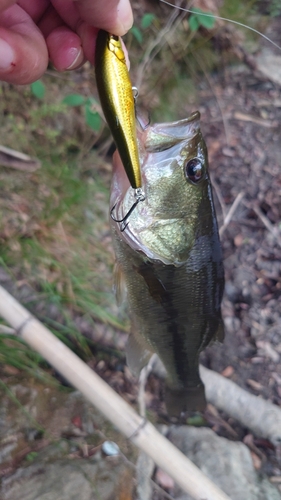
[
  {"xmin": 95, "ymin": 30, "xmax": 142, "ymax": 189},
  {"xmin": 110, "ymin": 112, "xmax": 224, "ymax": 417}
]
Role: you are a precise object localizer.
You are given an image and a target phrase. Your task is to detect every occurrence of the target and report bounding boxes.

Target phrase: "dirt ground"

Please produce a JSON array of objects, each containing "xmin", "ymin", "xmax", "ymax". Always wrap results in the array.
[{"xmin": 200, "ymin": 61, "xmax": 281, "ymax": 476}]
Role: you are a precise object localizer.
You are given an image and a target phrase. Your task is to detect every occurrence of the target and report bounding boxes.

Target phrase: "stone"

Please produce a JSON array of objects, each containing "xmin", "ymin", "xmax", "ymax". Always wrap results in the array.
[
  {"xmin": 256, "ymin": 50, "xmax": 281, "ymax": 87},
  {"xmin": 169, "ymin": 426, "xmax": 281, "ymax": 500},
  {"xmin": 1, "ymin": 453, "xmax": 131, "ymax": 500}
]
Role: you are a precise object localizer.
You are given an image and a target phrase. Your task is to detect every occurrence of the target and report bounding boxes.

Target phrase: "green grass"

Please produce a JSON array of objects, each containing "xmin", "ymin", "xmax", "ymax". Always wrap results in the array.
[{"xmin": 0, "ymin": 75, "xmax": 129, "ymax": 379}]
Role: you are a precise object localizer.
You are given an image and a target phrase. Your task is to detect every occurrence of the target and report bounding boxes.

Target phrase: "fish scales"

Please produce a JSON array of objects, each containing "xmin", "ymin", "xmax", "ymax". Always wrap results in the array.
[{"xmin": 110, "ymin": 112, "xmax": 224, "ymax": 417}]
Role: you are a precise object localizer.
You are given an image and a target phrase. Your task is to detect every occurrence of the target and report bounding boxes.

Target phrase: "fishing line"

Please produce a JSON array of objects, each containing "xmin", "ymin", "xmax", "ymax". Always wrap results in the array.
[{"xmin": 159, "ymin": 0, "xmax": 281, "ymax": 52}]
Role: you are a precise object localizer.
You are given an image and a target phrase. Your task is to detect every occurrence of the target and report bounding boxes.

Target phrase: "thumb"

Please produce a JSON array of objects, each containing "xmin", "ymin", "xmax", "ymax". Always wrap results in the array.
[
  {"xmin": 74, "ymin": 0, "xmax": 133, "ymax": 35},
  {"xmin": 0, "ymin": 0, "xmax": 17, "ymax": 13},
  {"xmin": 0, "ymin": 5, "xmax": 48, "ymax": 84}
]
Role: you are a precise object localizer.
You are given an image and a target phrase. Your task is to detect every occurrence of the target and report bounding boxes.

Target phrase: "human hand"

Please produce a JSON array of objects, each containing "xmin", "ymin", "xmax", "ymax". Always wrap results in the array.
[{"xmin": 0, "ymin": 0, "xmax": 133, "ymax": 84}]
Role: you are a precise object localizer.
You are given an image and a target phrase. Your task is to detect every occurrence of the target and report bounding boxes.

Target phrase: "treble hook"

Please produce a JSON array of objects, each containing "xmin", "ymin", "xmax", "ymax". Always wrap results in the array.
[
  {"xmin": 132, "ymin": 86, "xmax": 150, "ymax": 131},
  {"xmin": 110, "ymin": 188, "xmax": 145, "ymax": 232},
  {"xmin": 132, "ymin": 86, "xmax": 139, "ymax": 102}
]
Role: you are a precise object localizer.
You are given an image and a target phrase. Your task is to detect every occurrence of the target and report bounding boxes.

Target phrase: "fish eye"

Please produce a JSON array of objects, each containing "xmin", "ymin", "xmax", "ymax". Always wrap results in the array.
[{"xmin": 185, "ymin": 158, "xmax": 204, "ymax": 184}]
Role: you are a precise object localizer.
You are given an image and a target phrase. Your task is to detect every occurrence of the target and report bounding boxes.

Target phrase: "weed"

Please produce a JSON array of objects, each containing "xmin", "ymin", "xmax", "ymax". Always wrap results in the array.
[
  {"xmin": 0, "ymin": 76, "xmax": 127, "ymax": 378},
  {"xmin": 268, "ymin": 0, "xmax": 281, "ymax": 17},
  {"xmin": 30, "ymin": 82, "xmax": 102, "ymax": 132},
  {"xmin": 189, "ymin": 8, "xmax": 215, "ymax": 31},
  {"xmin": 25, "ymin": 452, "xmax": 39, "ymax": 462},
  {"xmin": 130, "ymin": 12, "xmax": 157, "ymax": 43}
]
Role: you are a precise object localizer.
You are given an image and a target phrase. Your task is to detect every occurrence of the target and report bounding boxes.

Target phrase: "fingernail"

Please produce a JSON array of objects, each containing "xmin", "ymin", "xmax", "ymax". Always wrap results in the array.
[
  {"xmin": 116, "ymin": 0, "xmax": 134, "ymax": 34},
  {"xmin": 66, "ymin": 47, "xmax": 84, "ymax": 70},
  {"xmin": 0, "ymin": 39, "xmax": 15, "ymax": 70}
]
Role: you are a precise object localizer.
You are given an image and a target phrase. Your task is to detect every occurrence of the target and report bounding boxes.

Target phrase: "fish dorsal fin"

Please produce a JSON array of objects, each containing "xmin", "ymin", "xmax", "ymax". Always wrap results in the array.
[
  {"xmin": 145, "ymin": 111, "xmax": 200, "ymax": 152},
  {"xmin": 113, "ymin": 261, "xmax": 127, "ymax": 306}
]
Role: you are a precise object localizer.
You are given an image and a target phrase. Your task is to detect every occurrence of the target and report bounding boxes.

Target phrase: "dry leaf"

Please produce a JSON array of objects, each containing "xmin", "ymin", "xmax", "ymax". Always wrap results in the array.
[{"xmin": 221, "ymin": 366, "xmax": 234, "ymax": 378}]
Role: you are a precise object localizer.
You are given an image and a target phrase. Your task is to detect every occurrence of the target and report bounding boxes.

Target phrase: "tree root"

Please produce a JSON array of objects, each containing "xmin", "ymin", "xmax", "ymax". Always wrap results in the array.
[{"xmin": 200, "ymin": 365, "xmax": 281, "ymax": 446}]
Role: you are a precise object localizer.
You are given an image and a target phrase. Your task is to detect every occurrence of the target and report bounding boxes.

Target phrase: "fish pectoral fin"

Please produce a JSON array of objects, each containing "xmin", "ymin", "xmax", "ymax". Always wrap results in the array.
[
  {"xmin": 113, "ymin": 261, "xmax": 127, "ymax": 306},
  {"xmin": 126, "ymin": 333, "xmax": 152, "ymax": 377}
]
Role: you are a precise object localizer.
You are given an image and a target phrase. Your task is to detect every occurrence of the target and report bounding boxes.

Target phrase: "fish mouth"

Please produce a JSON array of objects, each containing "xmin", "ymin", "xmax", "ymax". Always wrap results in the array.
[
  {"xmin": 111, "ymin": 195, "xmax": 187, "ymax": 266},
  {"xmin": 110, "ymin": 191, "xmax": 158, "ymax": 260},
  {"xmin": 111, "ymin": 112, "xmax": 201, "ymax": 201}
]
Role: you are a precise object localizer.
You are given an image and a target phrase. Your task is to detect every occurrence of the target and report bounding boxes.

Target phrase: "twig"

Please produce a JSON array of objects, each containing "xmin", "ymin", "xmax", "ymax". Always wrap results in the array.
[
  {"xmin": 251, "ymin": 204, "xmax": 281, "ymax": 248},
  {"xmin": 253, "ymin": 206, "xmax": 276, "ymax": 233},
  {"xmin": 0, "ymin": 145, "xmax": 41, "ymax": 172},
  {"xmin": 138, "ymin": 353, "xmax": 158, "ymax": 418},
  {"xmin": 137, "ymin": 354, "xmax": 158, "ymax": 500},
  {"xmin": 0, "ymin": 324, "xmax": 16, "ymax": 334},
  {"xmin": 0, "ymin": 284, "xmax": 230, "ymax": 500},
  {"xmin": 211, "ymin": 176, "xmax": 227, "ymax": 222},
  {"xmin": 135, "ymin": 7, "xmax": 182, "ymax": 90},
  {"xmin": 195, "ymin": 62, "xmax": 231, "ymax": 147},
  {"xmin": 219, "ymin": 191, "xmax": 245, "ymax": 236},
  {"xmin": 233, "ymin": 111, "xmax": 277, "ymax": 128},
  {"xmin": 136, "ymin": 451, "xmax": 155, "ymax": 500}
]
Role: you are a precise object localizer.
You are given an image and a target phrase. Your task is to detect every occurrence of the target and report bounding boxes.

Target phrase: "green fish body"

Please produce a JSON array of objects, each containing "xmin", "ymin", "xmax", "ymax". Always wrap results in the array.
[{"xmin": 110, "ymin": 112, "xmax": 224, "ymax": 416}]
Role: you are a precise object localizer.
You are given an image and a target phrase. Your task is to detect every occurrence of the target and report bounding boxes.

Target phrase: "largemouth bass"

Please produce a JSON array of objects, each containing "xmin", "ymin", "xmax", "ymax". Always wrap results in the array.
[
  {"xmin": 110, "ymin": 111, "xmax": 224, "ymax": 417},
  {"xmin": 95, "ymin": 30, "xmax": 142, "ymax": 190}
]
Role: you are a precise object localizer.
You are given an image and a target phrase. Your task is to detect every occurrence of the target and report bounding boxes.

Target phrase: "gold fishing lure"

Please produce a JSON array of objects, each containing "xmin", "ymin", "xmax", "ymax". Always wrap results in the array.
[{"xmin": 95, "ymin": 30, "xmax": 142, "ymax": 190}]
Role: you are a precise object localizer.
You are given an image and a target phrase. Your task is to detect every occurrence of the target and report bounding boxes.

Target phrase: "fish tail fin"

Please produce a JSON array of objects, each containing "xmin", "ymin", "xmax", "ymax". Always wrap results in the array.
[{"xmin": 164, "ymin": 384, "xmax": 206, "ymax": 417}]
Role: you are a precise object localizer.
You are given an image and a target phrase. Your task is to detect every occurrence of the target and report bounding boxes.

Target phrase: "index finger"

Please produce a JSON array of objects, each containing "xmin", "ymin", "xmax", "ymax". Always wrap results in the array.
[{"xmin": 74, "ymin": 0, "xmax": 133, "ymax": 35}]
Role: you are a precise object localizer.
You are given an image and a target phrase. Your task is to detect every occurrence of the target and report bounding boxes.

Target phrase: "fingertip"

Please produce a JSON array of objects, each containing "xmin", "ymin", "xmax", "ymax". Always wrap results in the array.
[
  {"xmin": 46, "ymin": 27, "xmax": 85, "ymax": 71},
  {"xmin": 73, "ymin": 0, "xmax": 133, "ymax": 37},
  {"xmin": 115, "ymin": 0, "xmax": 133, "ymax": 35},
  {"xmin": 0, "ymin": 38, "xmax": 15, "ymax": 70}
]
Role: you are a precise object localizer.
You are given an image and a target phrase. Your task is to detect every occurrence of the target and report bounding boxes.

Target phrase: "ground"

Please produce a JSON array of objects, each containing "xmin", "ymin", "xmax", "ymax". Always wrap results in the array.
[
  {"xmin": 0, "ymin": 2, "xmax": 281, "ymax": 497},
  {"xmin": 201, "ymin": 60, "xmax": 281, "ymax": 477}
]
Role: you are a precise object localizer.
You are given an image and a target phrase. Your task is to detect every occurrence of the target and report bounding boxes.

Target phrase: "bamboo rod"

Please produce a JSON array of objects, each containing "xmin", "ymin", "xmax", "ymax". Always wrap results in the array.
[{"xmin": 0, "ymin": 284, "xmax": 231, "ymax": 500}]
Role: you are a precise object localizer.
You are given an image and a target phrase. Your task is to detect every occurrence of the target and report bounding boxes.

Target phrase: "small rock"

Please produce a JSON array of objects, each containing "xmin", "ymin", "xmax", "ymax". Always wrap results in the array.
[
  {"xmin": 101, "ymin": 441, "xmax": 120, "ymax": 456},
  {"xmin": 224, "ymin": 316, "xmax": 241, "ymax": 333},
  {"xmin": 136, "ymin": 451, "xmax": 155, "ymax": 500},
  {"xmin": 1, "ymin": 450, "xmax": 129, "ymax": 500},
  {"xmin": 256, "ymin": 50, "xmax": 281, "ymax": 86},
  {"xmin": 225, "ymin": 282, "xmax": 241, "ymax": 303},
  {"xmin": 256, "ymin": 340, "xmax": 280, "ymax": 363},
  {"xmin": 234, "ymin": 234, "xmax": 244, "ymax": 247}
]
